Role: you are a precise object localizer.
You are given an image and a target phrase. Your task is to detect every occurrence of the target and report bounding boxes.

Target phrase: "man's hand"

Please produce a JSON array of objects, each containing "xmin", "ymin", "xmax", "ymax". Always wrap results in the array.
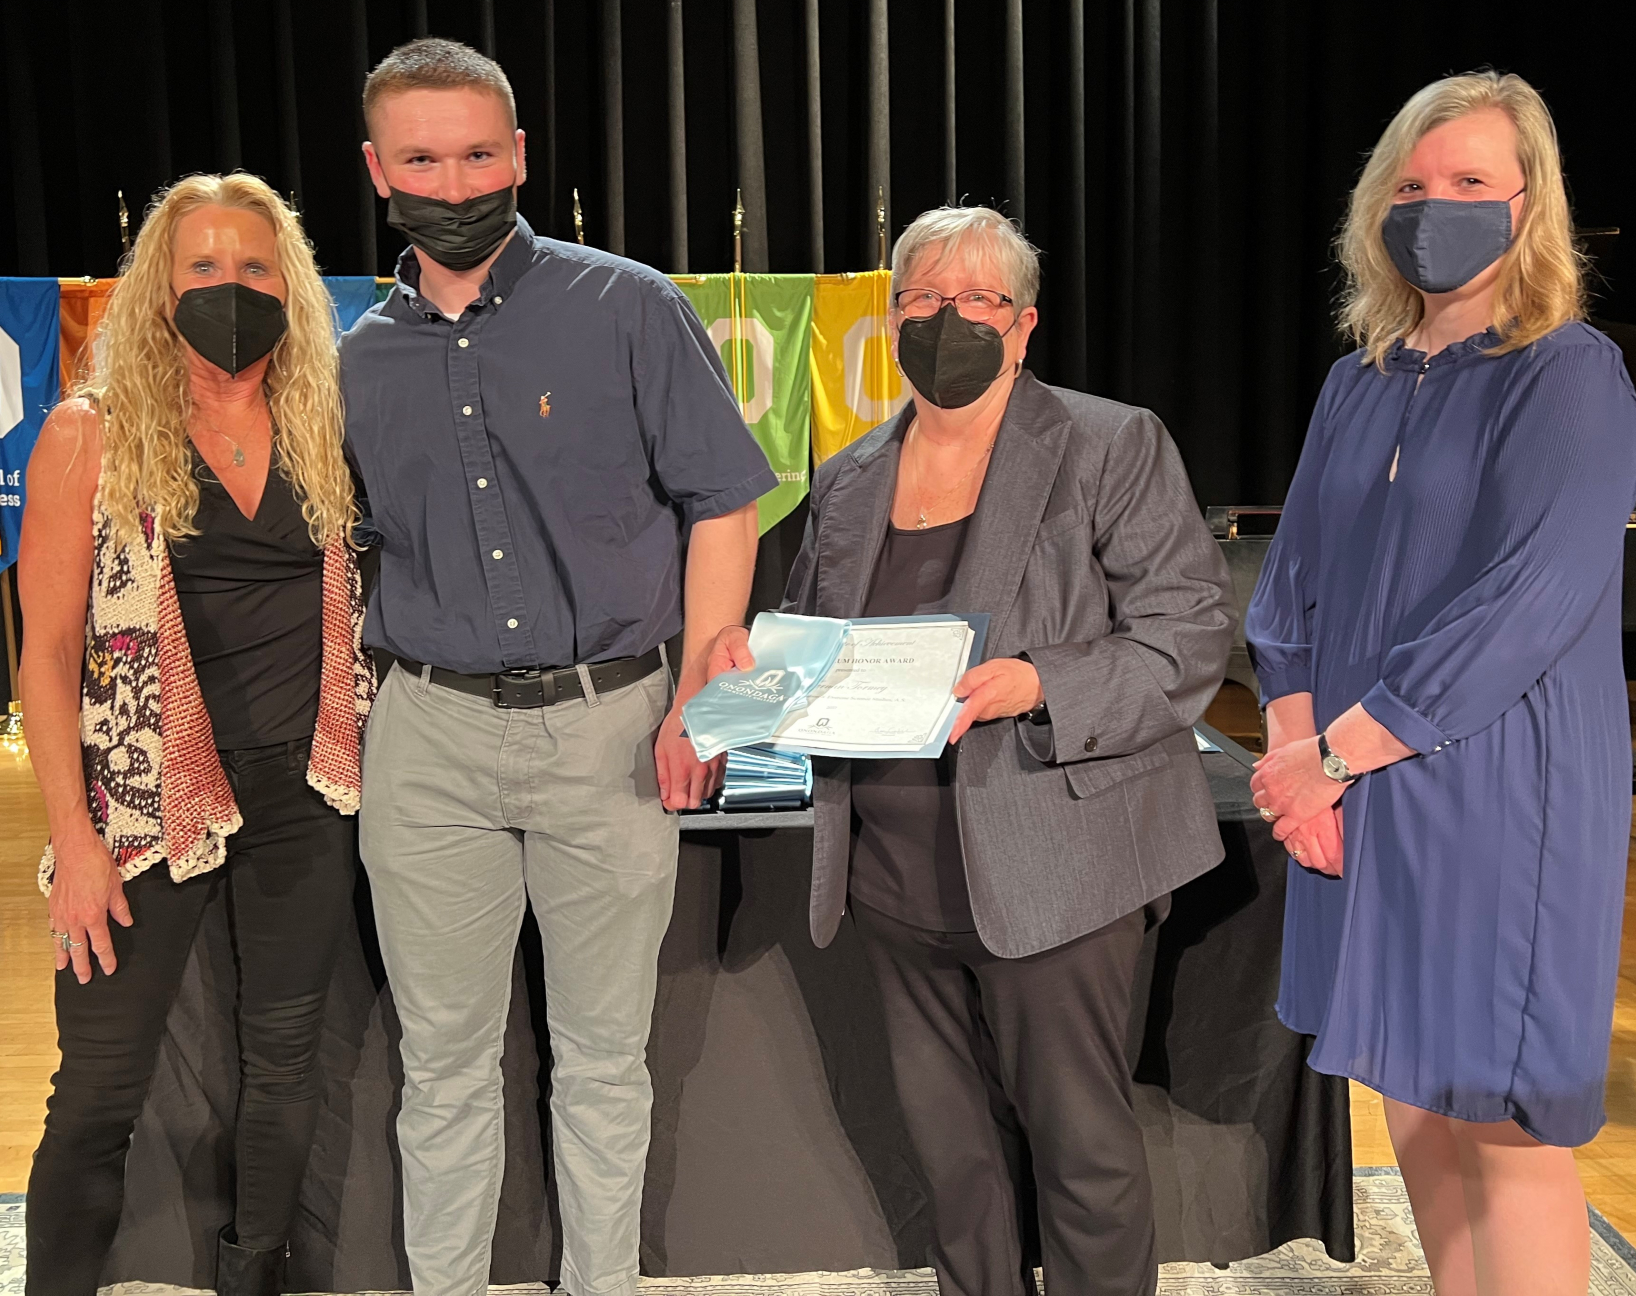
[
  {"xmin": 656, "ymin": 706, "xmax": 724, "ymax": 811},
  {"xmin": 948, "ymin": 658, "xmax": 1045, "ymax": 744},
  {"xmin": 704, "ymin": 625, "xmax": 756, "ymax": 680},
  {"xmin": 48, "ymin": 825, "xmax": 133, "ymax": 983},
  {"xmin": 1251, "ymin": 735, "xmax": 1345, "ymax": 838}
]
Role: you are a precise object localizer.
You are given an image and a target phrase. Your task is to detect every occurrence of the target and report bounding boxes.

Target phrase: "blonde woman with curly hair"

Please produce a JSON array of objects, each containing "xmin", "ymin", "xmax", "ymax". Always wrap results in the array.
[
  {"xmin": 1247, "ymin": 73, "xmax": 1636, "ymax": 1294},
  {"xmin": 16, "ymin": 173, "xmax": 373, "ymax": 1296}
]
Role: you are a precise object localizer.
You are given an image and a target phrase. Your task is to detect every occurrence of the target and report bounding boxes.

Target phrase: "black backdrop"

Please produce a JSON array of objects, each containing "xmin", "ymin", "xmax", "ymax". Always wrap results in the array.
[{"xmin": 2, "ymin": 0, "xmax": 1633, "ymax": 508}]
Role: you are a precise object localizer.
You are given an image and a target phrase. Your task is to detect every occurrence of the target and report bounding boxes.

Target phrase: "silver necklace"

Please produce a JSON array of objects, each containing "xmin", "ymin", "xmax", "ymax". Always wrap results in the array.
[{"xmin": 195, "ymin": 417, "xmax": 247, "ymax": 468}]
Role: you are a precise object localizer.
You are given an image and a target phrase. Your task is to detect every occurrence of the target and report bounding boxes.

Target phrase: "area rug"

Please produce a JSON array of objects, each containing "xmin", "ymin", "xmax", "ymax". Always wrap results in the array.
[{"xmin": 5, "ymin": 1169, "xmax": 1635, "ymax": 1293}]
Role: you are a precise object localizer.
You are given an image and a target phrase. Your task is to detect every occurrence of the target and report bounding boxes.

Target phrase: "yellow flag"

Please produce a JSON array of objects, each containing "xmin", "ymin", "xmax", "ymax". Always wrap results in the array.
[{"xmin": 809, "ymin": 270, "xmax": 910, "ymax": 464}]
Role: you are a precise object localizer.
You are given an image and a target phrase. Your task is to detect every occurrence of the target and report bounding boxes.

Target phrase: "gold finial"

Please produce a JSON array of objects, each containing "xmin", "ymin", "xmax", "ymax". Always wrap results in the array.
[
  {"xmin": 118, "ymin": 191, "xmax": 131, "ymax": 261},
  {"xmin": 733, "ymin": 189, "xmax": 745, "ymax": 276},
  {"xmin": 573, "ymin": 188, "xmax": 585, "ymax": 245},
  {"xmin": 876, "ymin": 186, "xmax": 887, "ymax": 271}
]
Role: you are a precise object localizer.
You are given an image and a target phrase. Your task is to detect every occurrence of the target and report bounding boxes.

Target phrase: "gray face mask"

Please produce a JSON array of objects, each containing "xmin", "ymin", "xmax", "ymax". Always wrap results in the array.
[{"xmin": 1380, "ymin": 188, "xmax": 1524, "ymax": 295}]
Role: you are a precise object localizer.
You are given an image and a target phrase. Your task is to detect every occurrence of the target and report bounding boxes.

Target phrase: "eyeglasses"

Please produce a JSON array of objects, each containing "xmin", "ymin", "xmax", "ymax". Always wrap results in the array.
[{"xmin": 893, "ymin": 288, "xmax": 1015, "ymax": 324}]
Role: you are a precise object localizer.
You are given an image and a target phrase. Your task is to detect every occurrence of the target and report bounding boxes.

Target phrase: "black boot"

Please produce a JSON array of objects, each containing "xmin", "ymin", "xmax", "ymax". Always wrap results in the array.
[{"xmin": 216, "ymin": 1229, "xmax": 286, "ymax": 1296}]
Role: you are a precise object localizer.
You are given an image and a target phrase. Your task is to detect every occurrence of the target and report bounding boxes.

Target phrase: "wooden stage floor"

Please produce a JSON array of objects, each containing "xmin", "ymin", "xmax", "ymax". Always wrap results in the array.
[{"xmin": 4, "ymin": 749, "xmax": 1636, "ymax": 1238}]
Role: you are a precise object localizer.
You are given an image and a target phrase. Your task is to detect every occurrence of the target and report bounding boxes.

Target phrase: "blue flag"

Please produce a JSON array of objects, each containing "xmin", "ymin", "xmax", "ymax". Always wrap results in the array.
[
  {"xmin": 324, "ymin": 277, "xmax": 381, "ymax": 338},
  {"xmin": 0, "ymin": 278, "xmax": 62, "ymax": 570}
]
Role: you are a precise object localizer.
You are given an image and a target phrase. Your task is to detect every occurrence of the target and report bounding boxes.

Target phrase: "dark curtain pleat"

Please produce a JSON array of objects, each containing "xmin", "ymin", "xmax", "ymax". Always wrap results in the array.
[
  {"xmin": 210, "ymin": 0, "xmax": 242, "ymax": 173},
  {"xmin": 272, "ymin": 0, "xmax": 302, "ymax": 209},
  {"xmin": 543, "ymin": 0, "xmax": 557, "ymax": 239},
  {"xmin": 731, "ymin": 0, "xmax": 768, "ymax": 272},
  {"xmin": 349, "ymin": 0, "xmax": 377, "ymax": 272},
  {"xmin": 602, "ymin": 0, "xmax": 625, "ymax": 256},
  {"xmin": 943, "ymin": 0, "xmax": 956, "ymax": 207},
  {"xmin": 668, "ymin": 0, "xmax": 688, "ymax": 272},
  {"xmin": 4, "ymin": 0, "xmax": 1635, "ymax": 513},
  {"xmin": 2, "ymin": 8, "xmax": 47, "ymax": 273}
]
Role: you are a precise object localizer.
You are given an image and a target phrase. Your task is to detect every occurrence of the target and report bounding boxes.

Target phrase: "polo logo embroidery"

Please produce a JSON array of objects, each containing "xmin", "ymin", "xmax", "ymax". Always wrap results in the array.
[{"xmin": 539, "ymin": 393, "xmax": 552, "ymax": 418}]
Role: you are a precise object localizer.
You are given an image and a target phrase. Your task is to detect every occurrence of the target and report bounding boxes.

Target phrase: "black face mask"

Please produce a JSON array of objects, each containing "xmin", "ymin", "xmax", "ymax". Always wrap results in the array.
[
  {"xmin": 1381, "ymin": 189, "xmax": 1524, "ymax": 295},
  {"xmin": 896, "ymin": 305, "xmax": 1011, "ymax": 410},
  {"xmin": 172, "ymin": 282, "xmax": 288, "ymax": 378},
  {"xmin": 386, "ymin": 183, "xmax": 518, "ymax": 272}
]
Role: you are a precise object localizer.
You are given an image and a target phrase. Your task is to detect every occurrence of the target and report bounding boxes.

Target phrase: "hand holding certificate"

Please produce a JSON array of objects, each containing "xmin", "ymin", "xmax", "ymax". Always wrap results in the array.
[{"xmin": 683, "ymin": 612, "xmax": 989, "ymax": 761}]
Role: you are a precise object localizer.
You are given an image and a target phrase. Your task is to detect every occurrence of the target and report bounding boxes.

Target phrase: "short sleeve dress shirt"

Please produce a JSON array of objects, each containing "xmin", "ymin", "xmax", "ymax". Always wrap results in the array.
[{"xmin": 340, "ymin": 216, "xmax": 776, "ymax": 674}]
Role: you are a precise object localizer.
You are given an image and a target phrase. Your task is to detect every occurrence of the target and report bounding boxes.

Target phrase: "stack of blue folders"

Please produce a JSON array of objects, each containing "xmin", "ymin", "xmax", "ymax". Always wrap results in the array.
[{"xmin": 718, "ymin": 743, "xmax": 813, "ymax": 811}]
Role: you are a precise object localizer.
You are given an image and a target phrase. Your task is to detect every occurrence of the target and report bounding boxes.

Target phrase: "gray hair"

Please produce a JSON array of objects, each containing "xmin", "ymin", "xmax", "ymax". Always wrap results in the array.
[{"xmin": 891, "ymin": 206, "xmax": 1042, "ymax": 310}]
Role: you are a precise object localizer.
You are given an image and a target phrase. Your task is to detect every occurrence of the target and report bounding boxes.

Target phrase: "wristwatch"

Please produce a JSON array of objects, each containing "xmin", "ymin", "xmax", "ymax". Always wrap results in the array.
[{"xmin": 1318, "ymin": 732, "xmax": 1360, "ymax": 784}]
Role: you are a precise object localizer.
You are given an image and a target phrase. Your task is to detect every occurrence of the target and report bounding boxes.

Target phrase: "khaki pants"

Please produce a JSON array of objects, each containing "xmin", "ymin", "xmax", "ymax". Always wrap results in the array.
[{"xmin": 360, "ymin": 661, "xmax": 678, "ymax": 1296}]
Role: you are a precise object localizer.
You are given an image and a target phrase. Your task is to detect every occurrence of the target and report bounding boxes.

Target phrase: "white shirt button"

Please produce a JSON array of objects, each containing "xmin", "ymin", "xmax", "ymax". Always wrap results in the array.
[
  {"xmin": 458, "ymin": 338, "xmax": 470, "ymax": 348},
  {"xmin": 507, "ymin": 618, "xmax": 518, "ymax": 629},
  {"xmin": 492, "ymin": 549, "xmax": 503, "ymax": 560},
  {"xmin": 494, "ymin": 296, "xmax": 503, "ymax": 304},
  {"xmin": 477, "ymin": 477, "xmax": 488, "ymax": 488},
  {"xmin": 463, "ymin": 405, "xmax": 473, "ymax": 416}
]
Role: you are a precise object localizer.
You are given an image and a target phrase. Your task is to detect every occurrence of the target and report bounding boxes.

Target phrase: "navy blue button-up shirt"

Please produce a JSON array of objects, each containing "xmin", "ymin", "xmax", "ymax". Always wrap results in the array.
[{"xmin": 341, "ymin": 217, "xmax": 775, "ymax": 673}]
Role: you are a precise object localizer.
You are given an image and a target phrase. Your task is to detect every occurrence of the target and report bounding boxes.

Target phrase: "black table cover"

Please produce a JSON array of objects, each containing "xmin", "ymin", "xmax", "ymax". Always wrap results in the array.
[{"xmin": 98, "ymin": 742, "xmax": 1353, "ymax": 1289}]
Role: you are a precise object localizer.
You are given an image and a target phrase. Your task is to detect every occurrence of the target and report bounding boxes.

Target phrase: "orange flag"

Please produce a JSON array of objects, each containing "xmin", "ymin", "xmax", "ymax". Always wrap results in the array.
[{"xmin": 58, "ymin": 278, "xmax": 118, "ymax": 393}]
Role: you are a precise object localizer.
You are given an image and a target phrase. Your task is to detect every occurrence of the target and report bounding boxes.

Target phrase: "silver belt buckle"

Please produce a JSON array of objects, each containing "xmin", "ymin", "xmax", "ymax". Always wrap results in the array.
[{"xmin": 492, "ymin": 668, "xmax": 554, "ymax": 709}]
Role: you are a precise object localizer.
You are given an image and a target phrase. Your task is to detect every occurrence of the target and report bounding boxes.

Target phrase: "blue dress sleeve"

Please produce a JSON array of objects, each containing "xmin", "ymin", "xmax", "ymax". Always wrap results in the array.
[
  {"xmin": 1361, "ymin": 341, "xmax": 1636, "ymax": 753},
  {"xmin": 1246, "ymin": 363, "xmax": 1347, "ymax": 703}
]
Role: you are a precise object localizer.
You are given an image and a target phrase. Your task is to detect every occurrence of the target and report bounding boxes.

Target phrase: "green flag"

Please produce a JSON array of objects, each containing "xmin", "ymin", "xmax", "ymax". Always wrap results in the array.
[{"xmin": 675, "ymin": 274, "xmax": 815, "ymax": 534}]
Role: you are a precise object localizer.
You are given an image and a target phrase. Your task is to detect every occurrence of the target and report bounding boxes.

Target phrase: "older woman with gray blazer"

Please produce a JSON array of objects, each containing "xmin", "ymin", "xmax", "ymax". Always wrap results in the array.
[{"xmin": 709, "ymin": 206, "xmax": 1231, "ymax": 1295}]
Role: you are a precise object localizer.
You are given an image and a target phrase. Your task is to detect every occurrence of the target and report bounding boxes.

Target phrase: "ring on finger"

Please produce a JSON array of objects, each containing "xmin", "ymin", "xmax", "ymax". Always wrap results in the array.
[
  {"xmin": 1291, "ymin": 849, "xmax": 1304, "ymax": 860},
  {"xmin": 1258, "ymin": 806, "xmax": 1277, "ymax": 823}
]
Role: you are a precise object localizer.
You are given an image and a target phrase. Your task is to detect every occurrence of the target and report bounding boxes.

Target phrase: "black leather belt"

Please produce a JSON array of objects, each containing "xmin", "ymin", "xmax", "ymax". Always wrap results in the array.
[{"xmin": 390, "ymin": 647, "xmax": 665, "ymax": 709}]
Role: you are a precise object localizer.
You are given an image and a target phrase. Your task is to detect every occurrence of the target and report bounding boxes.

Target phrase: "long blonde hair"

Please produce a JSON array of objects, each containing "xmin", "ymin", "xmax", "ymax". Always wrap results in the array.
[
  {"xmin": 81, "ymin": 173, "xmax": 354, "ymax": 547},
  {"xmin": 1338, "ymin": 71, "xmax": 1584, "ymax": 366}
]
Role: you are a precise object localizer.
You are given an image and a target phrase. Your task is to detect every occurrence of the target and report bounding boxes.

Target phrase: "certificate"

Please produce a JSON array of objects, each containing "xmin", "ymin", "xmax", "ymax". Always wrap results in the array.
[{"xmin": 767, "ymin": 615, "xmax": 988, "ymax": 759}]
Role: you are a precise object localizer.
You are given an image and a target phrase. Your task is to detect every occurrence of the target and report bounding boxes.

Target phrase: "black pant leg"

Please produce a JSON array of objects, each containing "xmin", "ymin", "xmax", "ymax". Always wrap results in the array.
[
  {"xmin": 221, "ymin": 741, "xmax": 357, "ymax": 1251},
  {"xmin": 852, "ymin": 901, "xmax": 1035, "ymax": 1296},
  {"xmin": 972, "ymin": 906, "xmax": 1157, "ymax": 1296},
  {"xmin": 26, "ymin": 866, "xmax": 217, "ymax": 1296}
]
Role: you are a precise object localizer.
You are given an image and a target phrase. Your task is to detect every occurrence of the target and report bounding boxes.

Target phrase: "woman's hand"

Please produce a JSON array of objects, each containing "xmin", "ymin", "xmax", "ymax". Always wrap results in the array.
[
  {"xmin": 47, "ymin": 825, "xmax": 132, "ymax": 983},
  {"xmin": 1283, "ymin": 806, "xmax": 1345, "ymax": 877},
  {"xmin": 949, "ymin": 658, "xmax": 1045, "ymax": 743},
  {"xmin": 1251, "ymin": 735, "xmax": 1345, "ymax": 835}
]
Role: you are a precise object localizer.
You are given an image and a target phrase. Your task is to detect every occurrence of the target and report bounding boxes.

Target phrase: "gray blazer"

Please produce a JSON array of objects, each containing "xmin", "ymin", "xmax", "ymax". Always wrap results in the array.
[{"xmin": 783, "ymin": 372, "xmax": 1235, "ymax": 958}]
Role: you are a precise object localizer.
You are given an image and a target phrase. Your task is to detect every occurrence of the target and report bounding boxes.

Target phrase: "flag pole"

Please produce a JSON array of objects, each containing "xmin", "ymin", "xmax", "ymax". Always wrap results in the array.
[
  {"xmin": 876, "ymin": 186, "xmax": 887, "ymax": 271},
  {"xmin": 573, "ymin": 188, "xmax": 585, "ymax": 245},
  {"xmin": 1, "ymin": 567, "xmax": 23, "ymax": 753},
  {"xmin": 118, "ymin": 191, "xmax": 131, "ymax": 262},
  {"xmin": 731, "ymin": 191, "xmax": 748, "ymax": 423}
]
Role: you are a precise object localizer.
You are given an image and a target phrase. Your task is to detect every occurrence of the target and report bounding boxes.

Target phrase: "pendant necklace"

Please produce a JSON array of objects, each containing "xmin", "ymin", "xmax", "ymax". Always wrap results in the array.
[
  {"xmin": 908, "ymin": 421, "xmax": 996, "ymax": 529},
  {"xmin": 196, "ymin": 417, "xmax": 247, "ymax": 468}
]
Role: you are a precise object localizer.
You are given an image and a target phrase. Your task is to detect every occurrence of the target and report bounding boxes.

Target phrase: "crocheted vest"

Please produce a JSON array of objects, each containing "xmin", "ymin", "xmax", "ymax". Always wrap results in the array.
[{"xmin": 39, "ymin": 504, "xmax": 375, "ymax": 892}]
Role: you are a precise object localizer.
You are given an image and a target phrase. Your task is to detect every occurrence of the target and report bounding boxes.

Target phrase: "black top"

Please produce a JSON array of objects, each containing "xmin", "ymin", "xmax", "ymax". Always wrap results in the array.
[
  {"xmin": 339, "ymin": 214, "xmax": 777, "ymax": 674},
  {"xmin": 169, "ymin": 451, "xmax": 325, "ymax": 751},
  {"xmin": 848, "ymin": 516, "xmax": 976, "ymax": 932}
]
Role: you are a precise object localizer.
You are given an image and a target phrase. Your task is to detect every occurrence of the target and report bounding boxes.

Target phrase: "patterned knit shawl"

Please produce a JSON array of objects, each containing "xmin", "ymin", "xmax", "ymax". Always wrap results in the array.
[{"xmin": 39, "ymin": 506, "xmax": 375, "ymax": 892}]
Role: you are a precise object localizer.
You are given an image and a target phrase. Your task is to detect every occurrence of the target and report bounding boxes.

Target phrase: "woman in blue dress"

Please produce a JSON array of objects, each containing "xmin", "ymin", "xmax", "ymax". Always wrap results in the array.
[{"xmin": 1247, "ymin": 71, "xmax": 1636, "ymax": 1296}]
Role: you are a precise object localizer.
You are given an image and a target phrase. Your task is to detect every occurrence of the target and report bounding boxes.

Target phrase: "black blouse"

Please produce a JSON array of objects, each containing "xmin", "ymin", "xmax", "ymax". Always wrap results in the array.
[
  {"xmin": 848, "ymin": 516, "xmax": 976, "ymax": 933},
  {"xmin": 169, "ymin": 451, "xmax": 324, "ymax": 751}
]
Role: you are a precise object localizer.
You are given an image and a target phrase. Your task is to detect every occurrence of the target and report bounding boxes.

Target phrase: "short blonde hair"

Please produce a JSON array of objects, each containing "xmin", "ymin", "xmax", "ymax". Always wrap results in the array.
[
  {"xmin": 82, "ymin": 173, "xmax": 353, "ymax": 548},
  {"xmin": 364, "ymin": 38, "xmax": 516, "ymax": 138},
  {"xmin": 892, "ymin": 206, "xmax": 1042, "ymax": 310},
  {"xmin": 1338, "ymin": 70, "xmax": 1583, "ymax": 366}
]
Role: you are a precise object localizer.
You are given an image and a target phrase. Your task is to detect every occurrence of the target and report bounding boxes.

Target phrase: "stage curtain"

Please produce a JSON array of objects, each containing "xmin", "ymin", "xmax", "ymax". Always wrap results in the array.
[{"xmin": 2, "ymin": 1, "xmax": 1631, "ymax": 510}]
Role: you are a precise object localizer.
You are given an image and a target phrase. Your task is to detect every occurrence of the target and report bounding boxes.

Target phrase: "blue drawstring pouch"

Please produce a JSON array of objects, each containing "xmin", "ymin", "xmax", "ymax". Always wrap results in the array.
[{"xmin": 682, "ymin": 612, "xmax": 849, "ymax": 760}]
